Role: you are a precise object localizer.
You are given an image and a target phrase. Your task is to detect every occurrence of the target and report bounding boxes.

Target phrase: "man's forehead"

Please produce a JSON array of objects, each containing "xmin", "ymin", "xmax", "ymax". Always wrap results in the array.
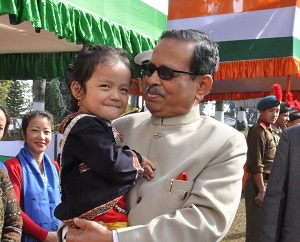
[
  {"xmin": 151, "ymin": 38, "xmax": 194, "ymax": 64},
  {"xmin": 267, "ymin": 106, "xmax": 280, "ymax": 111},
  {"xmin": 280, "ymin": 112, "xmax": 289, "ymax": 116}
]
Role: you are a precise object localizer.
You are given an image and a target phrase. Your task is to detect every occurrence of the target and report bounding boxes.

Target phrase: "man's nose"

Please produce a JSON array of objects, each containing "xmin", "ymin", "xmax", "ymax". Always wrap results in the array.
[{"xmin": 146, "ymin": 71, "xmax": 162, "ymax": 85}]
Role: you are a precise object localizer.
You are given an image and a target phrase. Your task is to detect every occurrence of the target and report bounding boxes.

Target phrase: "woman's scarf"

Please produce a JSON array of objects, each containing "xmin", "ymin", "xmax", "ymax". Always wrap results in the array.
[{"xmin": 18, "ymin": 144, "xmax": 61, "ymax": 242}]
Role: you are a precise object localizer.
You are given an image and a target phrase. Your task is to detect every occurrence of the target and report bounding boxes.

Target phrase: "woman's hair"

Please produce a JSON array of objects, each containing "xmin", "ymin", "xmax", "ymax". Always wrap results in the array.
[
  {"xmin": 21, "ymin": 110, "xmax": 54, "ymax": 135},
  {"xmin": 0, "ymin": 105, "xmax": 10, "ymax": 137},
  {"xmin": 68, "ymin": 44, "xmax": 133, "ymax": 112}
]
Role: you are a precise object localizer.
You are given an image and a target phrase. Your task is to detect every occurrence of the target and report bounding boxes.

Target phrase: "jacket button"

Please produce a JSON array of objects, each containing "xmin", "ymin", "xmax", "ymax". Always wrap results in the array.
[
  {"xmin": 153, "ymin": 133, "xmax": 162, "ymax": 139},
  {"xmin": 137, "ymin": 196, "xmax": 142, "ymax": 204}
]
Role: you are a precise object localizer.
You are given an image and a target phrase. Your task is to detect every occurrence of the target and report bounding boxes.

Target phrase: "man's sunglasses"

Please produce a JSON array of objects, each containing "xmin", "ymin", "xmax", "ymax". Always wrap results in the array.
[{"xmin": 142, "ymin": 63, "xmax": 196, "ymax": 80}]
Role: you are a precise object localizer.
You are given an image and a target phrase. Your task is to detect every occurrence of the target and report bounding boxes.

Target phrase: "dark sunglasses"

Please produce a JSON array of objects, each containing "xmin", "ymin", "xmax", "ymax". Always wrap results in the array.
[{"xmin": 142, "ymin": 63, "xmax": 196, "ymax": 80}]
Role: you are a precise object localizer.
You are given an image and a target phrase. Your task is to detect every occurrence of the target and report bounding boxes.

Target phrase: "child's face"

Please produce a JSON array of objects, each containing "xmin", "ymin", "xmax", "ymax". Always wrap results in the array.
[{"xmin": 78, "ymin": 61, "xmax": 131, "ymax": 120}]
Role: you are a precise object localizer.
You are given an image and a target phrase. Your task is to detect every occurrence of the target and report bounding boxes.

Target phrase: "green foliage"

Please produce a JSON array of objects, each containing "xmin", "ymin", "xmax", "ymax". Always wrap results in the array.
[
  {"xmin": 199, "ymin": 102, "xmax": 205, "ymax": 115},
  {"xmin": 58, "ymin": 77, "xmax": 71, "ymax": 113},
  {"xmin": 237, "ymin": 120, "xmax": 247, "ymax": 131},
  {"xmin": 45, "ymin": 79, "xmax": 67, "ymax": 125},
  {"xmin": 224, "ymin": 100, "xmax": 236, "ymax": 118},
  {"xmin": 215, "ymin": 100, "xmax": 224, "ymax": 111},
  {"xmin": 4, "ymin": 80, "xmax": 30, "ymax": 118},
  {"xmin": 0, "ymin": 80, "xmax": 12, "ymax": 104},
  {"xmin": 246, "ymin": 108, "xmax": 258, "ymax": 125}
]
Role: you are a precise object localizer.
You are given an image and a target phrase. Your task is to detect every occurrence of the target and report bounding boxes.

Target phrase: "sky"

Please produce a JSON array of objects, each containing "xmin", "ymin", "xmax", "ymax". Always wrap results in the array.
[{"xmin": 141, "ymin": 0, "xmax": 169, "ymax": 15}]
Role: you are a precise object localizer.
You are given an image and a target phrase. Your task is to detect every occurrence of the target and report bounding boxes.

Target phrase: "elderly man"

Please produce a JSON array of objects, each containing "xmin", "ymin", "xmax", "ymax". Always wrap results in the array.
[{"xmin": 66, "ymin": 29, "xmax": 247, "ymax": 242}]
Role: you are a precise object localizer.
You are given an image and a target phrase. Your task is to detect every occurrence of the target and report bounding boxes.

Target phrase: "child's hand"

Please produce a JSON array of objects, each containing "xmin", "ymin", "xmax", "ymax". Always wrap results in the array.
[{"xmin": 141, "ymin": 156, "xmax": 155, "ymax": 180}]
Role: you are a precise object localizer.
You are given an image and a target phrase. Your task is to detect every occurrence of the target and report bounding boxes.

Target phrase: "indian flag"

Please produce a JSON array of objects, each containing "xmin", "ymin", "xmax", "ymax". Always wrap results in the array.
[{"xmin": 168, "ymin": 0, "xmax": 300, "ymax": 81}]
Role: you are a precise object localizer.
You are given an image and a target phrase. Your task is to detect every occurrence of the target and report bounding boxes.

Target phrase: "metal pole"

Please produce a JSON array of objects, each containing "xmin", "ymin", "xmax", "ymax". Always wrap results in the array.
[
  {"xmin": 54, "ymin": 132, "xmax": 58, "ymax": 160},
  {"xmin": 286, "ymin": 75, "xmax": 291, "ymax": 99}
]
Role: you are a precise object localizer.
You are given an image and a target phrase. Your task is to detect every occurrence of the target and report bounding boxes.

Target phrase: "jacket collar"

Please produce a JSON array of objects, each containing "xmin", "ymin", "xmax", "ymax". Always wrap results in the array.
[{"xmin": 150, "ymin": 105, "xmax": 200, "ymax": 126}]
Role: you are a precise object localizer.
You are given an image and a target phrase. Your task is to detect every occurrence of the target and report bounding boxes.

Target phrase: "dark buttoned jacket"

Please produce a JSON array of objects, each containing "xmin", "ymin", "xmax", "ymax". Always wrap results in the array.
[
  {"xmin": 261, "ymin": 125, "xmax": 300, "ymax": 241},
  {"xmin": 55, "ymin": 116, "xmax": 137, "ymax": 220}
]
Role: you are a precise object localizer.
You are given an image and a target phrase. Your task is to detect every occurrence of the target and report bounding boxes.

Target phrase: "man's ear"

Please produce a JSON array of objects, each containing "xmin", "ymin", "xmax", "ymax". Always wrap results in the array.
[
  {"xmin": 70, "ymin": 81, "xmax": 83, "ymax": 100},
  {"xmin": 195, "ymin": 74, "xmax": 213, "ymax": 101}
]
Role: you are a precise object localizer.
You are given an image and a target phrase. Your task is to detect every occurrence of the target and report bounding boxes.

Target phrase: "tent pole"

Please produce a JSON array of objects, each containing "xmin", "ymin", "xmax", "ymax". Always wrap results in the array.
[{"xmin": 286, "ymin": 75, "xmax": 291, "ymax": 97}]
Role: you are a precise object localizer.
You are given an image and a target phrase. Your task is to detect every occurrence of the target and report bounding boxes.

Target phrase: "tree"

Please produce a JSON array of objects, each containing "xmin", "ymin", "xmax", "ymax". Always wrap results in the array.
[
  {"xmin": 58, "ymin": 77, "xmax": 71, "ymax": 113},
  {"xmin": 237, "ymin": 107, "xmax": 248, "ymax": 131},
  {"xmin": 199, "ymin": 102, "xmax": 206, "ymax": 115},
  {"xmin": 200, "ymin": 101, "xmax": 215, "ymax": 116},
  {"xmin": 246, "ymin": 108, "xmax": 258, "ymax": 126},
  {"xmin": 45, "ymin": 79, "xmax": 67, "ymax": 125},
  {"xmin": 32, "ymin": 79, "xmax": 46, "ymax": 111},
  {"xmin": 5, "ymin": 80, "xmax": 29, "ymax": 118},
  {"xmin": 224, "ymin": 100, "xmax": 236, "ymax": 118},
  {"xmin": 0, "ymin": 80, "xmax": 12, "ymax": 105}
]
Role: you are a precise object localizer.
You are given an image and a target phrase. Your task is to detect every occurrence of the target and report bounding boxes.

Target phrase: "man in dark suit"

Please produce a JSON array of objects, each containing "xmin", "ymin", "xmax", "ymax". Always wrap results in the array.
[{"xmin": 260, "ymin": 124, "xmax": 300, "ymax": 242}]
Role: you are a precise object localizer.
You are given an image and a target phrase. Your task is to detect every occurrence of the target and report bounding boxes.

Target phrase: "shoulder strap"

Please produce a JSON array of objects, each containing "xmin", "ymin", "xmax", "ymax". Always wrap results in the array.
[{"xmin": 259, "ymin": 121, "xmax": 267, "ymax": 130}]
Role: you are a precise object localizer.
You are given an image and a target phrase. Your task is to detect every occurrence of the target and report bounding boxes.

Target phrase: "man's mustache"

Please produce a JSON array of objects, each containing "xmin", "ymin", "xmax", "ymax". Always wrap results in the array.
[{"xmin": 145, "ymin": 85, "xmax": 165, "ymax": 97}]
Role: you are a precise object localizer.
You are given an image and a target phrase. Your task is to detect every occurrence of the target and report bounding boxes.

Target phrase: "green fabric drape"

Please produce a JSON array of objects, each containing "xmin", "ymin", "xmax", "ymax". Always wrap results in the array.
[
  {"xmin": 0, "ymin": 52, "xmax": 77, "ymax": 80},
  {"xmin": 0, "ymin": 0, "xmax": 166, "ymax": 79}
]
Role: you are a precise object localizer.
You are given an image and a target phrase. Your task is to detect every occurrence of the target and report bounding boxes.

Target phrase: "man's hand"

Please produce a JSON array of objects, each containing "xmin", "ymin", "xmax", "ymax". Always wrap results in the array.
[
  {"xmin": 252, "ymin": 173, "xmax": 266, "ymax": 207},
  {"xmin": 255, "ymin": 190, "xmax": 265, "ymax": 207},
  {"xmin": 66, "ymin": 218, "xmax": 113, "ymax": 242}
]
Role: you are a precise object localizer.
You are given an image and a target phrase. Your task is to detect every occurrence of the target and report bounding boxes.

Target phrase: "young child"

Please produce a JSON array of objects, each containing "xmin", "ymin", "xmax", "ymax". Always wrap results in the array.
[{"xmin": 54, "ymin": 45, "xmax": 155, "ymax": 230}]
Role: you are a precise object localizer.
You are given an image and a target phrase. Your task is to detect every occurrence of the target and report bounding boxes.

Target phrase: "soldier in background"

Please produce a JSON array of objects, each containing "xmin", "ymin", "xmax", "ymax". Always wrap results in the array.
[
  {"xmin": 287, "ymin": 108, "xmax": 300, "ymax": 127},
  {"xmin": 244, "ymin": 95, "xmax": 280, "ymax": 242},
  {"xmin": 271, "ymin": 102, "xmax": 290, "ymax": 144},
  {"xmin": 134, "ymin": 50, "xmax": 153, "ymax": 112}
]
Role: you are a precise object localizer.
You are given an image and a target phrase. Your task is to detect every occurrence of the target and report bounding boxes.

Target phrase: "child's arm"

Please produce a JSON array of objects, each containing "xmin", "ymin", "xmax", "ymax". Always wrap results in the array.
[
  {"xmin": 140, "ymin": 156, "xmax": 155, "ymax": 181},
  {"xmin": 129, "ymin": 148, "xmax": 155, "ymax": 181}
]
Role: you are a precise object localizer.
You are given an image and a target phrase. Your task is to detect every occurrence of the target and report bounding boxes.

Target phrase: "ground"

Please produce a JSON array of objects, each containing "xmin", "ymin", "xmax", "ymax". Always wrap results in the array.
[{"xmin": 222, "ymin": 193, "xmax": 246, "ymax": 242}]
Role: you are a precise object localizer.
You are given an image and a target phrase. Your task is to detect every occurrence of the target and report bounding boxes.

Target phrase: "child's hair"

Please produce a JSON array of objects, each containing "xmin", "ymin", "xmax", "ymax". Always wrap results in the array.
[
  {"xmin": 21, "ymin": 110, "xmax": 54, "ymax": 135},
  {"xmin": 0, "ymin": 105, "xmax": 10, "ymax": 137},
  {"xmin": 69, "ymin": 44, "xmax": 133, "ymax": 112}
]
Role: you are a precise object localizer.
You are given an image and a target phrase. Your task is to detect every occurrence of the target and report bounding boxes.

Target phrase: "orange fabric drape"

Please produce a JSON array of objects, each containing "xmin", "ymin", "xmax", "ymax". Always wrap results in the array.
[
  {"xmin": 204, "ymin": 90, "xmax": 300, "ymax": 102},
  {"xmin": 131, "ymin": 81, "xmax": 300, "ymax": 101},
  {"xmin": 215, "ymin": 57, "xmax": 300, "ymax": 81},
  {"xmin": 131, "ymin": 57, "xmax": 300, "ymax": 101}
]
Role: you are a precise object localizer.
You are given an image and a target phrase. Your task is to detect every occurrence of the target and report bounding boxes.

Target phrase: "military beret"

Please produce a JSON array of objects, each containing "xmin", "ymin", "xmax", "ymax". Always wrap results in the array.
[
  {"xmin": 289, "ymin": 109, "xmax": 300, "ymax": 121},
  {"xmin": 257, "ymin": 96, "xmax": 280, "ymax": 110},
  {"xmin": 134, "ymin": 50, "xmax": 153, "ymax": 65},
  {"xmin": 279, "ymin": 102, "xmax": 291, "ymax": 114}
]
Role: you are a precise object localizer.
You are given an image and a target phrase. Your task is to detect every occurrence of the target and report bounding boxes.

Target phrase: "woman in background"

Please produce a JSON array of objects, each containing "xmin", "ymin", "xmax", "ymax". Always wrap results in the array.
[
  {"xmin": 5, "ymin": 110, "xmax": 60, "ymax": 242},
  {"xmin": 0, "ymin": 105, "xmax": 10, "ymax": 171},
  {"xmin": 0, "ymin": 105, "xmax": 22, "ymax": 241}
]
